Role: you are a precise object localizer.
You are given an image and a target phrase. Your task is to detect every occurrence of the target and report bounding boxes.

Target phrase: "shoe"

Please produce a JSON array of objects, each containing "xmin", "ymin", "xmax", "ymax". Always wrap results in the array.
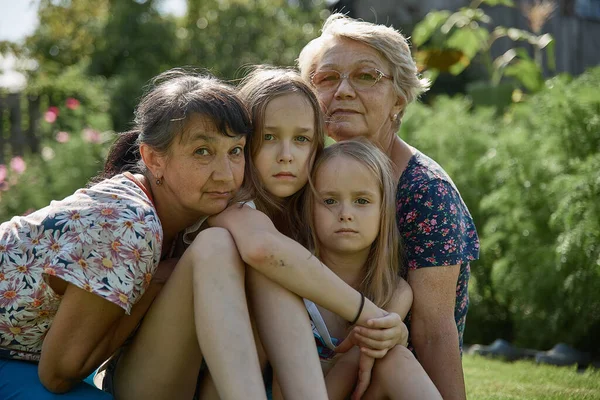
[
  {"xmin": 535, "ymin": 343, "xmax": 591, "ymax": 367},
  {"xmin": 468, "ymin": 339, "xmax": 526, "ymax": 361}
]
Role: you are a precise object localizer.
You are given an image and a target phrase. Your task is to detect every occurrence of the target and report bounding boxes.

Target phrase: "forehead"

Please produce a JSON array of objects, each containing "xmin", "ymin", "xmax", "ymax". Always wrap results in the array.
[
  {"xmin": 264, "ymin": 93, "xmax": 314, "ymax": 120},
  {"xmin": 316, "ymin": 37, "xmax": 390, "ymax": 71},
  {"xmin": 316, "ymin": 155, "xmax": 378, "ymax": 187},
  {"xmin": 180, "ymin": 113, "xmax": 242, "ymax": 145}
]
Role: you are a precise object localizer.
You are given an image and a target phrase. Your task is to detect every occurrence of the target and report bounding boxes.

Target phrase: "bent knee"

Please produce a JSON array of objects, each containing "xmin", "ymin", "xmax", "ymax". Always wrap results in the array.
[
  {"xmin": 376, "ymin": 345, "xmax": 417, "ymax": 371},
  {"xmin": 187, "ymin": 227, "xmax": 236, "ymax": 259}
]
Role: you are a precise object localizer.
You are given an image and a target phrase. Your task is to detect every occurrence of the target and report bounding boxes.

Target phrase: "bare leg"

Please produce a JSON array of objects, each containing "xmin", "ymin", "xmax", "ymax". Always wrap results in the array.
[
  {"xmin": 197, "ymin": 296, "xmax": 270, "ymax": 400},
  {"xmin": 192, "ymin": 228, "xmax": 267, "ymax": 400},
  {"xmin": 113, "ymin": 242, "xmax": 202, "ymax": 399},
  {"xmin": 363, "ymin": 346, "xmax": 442, "ymax": 400},
  {"xmin": 246, "ymin": 268, "xmax": 328, "ymax": 400}
]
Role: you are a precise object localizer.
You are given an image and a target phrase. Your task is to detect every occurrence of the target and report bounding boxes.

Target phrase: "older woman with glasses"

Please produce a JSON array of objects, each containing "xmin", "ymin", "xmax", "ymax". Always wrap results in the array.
[{"xmin": 299, "ymin": 14, "xmax": 480, "ymax": 400}]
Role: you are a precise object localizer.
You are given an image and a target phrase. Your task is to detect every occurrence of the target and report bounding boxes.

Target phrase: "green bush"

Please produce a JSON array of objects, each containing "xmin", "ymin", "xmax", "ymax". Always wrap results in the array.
[
  {"xmin": 401, "ymin": 67, "xmax": 600, "ymax": 355},
  {"xmin": 0, "ymin": 66, "xmax": 111, "ymax": 222}
]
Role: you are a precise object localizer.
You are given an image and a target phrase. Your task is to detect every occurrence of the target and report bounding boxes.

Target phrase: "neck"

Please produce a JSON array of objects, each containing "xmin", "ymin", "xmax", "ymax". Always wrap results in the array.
[
  {"xmin": 376, "ymin": 134, "xmax": 414, "ymax": 183},
  {"xmin": 319, "ymin": 247, "xmax": 370, "ymax": 289},
  {"xmin": 136, "ymin": 174, "xmax": 204, "ymax": 253}
]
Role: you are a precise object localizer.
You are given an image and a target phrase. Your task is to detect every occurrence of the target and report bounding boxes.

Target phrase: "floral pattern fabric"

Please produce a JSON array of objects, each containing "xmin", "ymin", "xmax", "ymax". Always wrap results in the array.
[
  {"xmin": 0, "ymin": 174, "xmax": 162, "ymax": 362},
  {"xmin": 396, "ymin": 151, "xmax": 479, "ymax": 353}
]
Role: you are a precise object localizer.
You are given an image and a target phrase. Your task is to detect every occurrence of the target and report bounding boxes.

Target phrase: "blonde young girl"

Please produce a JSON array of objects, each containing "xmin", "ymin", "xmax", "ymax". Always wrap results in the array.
[
  {"xmin": 304, "ymin": 139, "xmax": 442, "ymax": 400},
  {"xmin": 196, "ymin": 68, "xmax": 406, "ymax": 399}
]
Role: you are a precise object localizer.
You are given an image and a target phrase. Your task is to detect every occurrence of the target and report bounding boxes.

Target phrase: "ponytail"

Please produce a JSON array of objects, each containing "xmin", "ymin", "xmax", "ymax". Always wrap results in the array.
[{"xmin": 91, "ymin": 130, "xmax": 141, "ymax": 183}]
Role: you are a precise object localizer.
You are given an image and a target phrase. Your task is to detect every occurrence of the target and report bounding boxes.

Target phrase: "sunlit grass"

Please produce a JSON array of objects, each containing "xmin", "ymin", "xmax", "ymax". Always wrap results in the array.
[{"xmin": 464, "ymin": 354, "xmax": 600, "ymax": 399}]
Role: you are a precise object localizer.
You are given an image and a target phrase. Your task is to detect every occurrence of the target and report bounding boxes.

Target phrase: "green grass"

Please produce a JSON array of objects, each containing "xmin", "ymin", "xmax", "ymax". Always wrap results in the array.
[{"xmin": 464, "ymin": 354, "xmax": 600, "ymax": 399}]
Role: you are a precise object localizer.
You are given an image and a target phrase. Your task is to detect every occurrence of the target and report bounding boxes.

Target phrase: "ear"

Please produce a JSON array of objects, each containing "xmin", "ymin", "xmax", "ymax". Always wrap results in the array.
[
  {"xmin": 139, "ymin": 143, "xmax": 166, "ymax": 179},
  {"xmin": 391, "ymin": 96, "xmax": 406, "ymax": 120}
]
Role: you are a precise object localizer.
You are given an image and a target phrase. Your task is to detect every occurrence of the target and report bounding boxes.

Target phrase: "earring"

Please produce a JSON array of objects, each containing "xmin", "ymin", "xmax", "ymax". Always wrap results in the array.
[
  {"xmin": 155, "ymin": 177, "xmax": 163, "ymax": 186},
  {"xmin": 391, "ymin": 113, "xmax": 398, "ymax": 122}
]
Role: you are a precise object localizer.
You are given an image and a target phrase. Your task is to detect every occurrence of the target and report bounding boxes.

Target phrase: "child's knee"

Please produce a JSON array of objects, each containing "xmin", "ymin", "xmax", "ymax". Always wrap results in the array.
[
  {"xmin": 374, "ymin": 345, "xmax": 417, "ymax": 377},
  {"xmin": 188, "ymin": 227, "xmax": 236, "ymax": 261}
]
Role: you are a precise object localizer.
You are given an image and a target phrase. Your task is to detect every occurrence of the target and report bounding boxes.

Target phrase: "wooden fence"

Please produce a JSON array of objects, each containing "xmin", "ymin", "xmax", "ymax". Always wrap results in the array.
[
  {"xmin": 351, "ymin": 0, "xmax": 600, "ymax": 77},
  {"xmin": 0, "ymin": 92, "xmax": 41, "ymax": 165}
]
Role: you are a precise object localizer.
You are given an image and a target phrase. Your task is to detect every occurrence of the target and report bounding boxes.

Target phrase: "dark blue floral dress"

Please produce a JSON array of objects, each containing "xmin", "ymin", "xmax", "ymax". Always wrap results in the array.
[{"xmin": 396, "ymin": 150, "xmax": 479, "ymax": 354}]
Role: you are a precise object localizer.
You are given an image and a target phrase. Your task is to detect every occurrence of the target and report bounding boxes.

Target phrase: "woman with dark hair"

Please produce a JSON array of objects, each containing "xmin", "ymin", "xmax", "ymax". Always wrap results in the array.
[{"xmin": 0, "ymin": 69, "xmax": 270, "ymax": 399}]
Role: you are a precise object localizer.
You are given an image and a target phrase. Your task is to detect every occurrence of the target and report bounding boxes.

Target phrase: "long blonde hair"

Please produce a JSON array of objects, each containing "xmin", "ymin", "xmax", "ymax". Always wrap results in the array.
[
  {"xmin": 305, "ymin": 139, "xmax": 402, "ymax": 308},
  {"xmin": 238, "ymin": 66, "xmax": 325, "ymax": 242}
]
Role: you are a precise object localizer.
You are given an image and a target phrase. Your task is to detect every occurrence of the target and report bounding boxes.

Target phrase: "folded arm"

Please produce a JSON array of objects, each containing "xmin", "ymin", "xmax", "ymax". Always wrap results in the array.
[{"xmin": 208, "ymin": 205, "xmax": 387, "ymax": 325}]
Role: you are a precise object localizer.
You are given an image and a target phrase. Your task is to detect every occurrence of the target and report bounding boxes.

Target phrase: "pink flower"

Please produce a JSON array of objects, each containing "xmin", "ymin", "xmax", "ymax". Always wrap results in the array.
[
  {"xmin": 0, "ymin": 165, "xmax": 6, "ymax": 183},
  {"xmin": 44, "ymin": 111, "xmax": 57, "ymax": 123},
  {"xmin": 10, "ymin": 157, "xmax": 26, "ymax": 174},
  {"xmin": 55, "ymin": 131, "xmax": 70, "ymax": 143},
  {"xmin": 82, "ymin": 128, "xmax": 101, "ymax": 144},
  {"xmin": 44, "ymin": 106, "xmax": 59, "ymax": 123},
  {"xmin": 65, "ymin": 97, "xmax": 80, "ymax": 110}
]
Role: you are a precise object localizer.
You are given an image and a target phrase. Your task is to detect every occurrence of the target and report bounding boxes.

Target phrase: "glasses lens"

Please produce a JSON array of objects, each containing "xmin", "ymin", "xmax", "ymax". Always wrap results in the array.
[
  {"xmin": 312, "ymin": 71, "xmax": 341, "ymax": 90},
  {"xmin": 350, "ymin": 68, "xmax": 380, "ymax": 89}
]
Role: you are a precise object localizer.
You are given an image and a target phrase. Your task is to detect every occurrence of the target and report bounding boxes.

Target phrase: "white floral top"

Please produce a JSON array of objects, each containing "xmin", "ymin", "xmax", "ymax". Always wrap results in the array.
[{"xmin": 0, "ymin": 174, "xmax": 162, "ymax": 361}]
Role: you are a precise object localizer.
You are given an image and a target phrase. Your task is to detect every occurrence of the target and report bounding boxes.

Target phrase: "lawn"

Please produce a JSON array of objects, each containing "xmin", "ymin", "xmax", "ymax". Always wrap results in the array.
[{"xmin": 464, "ymin": 354, "xmax": 600, "ymax": 399}]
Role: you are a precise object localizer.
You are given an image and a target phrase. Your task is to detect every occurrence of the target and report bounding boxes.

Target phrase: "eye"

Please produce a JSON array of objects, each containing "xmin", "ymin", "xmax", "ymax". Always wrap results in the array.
[
  {"xmin": 295, "ymin": 135, "xmax": 311, "ymax": 143},
  {"xmin": 230, "ymin": 146, "xmax": 244, "ymax": 156},
  {"xmin": 195, "ymin": 148, "xmax": 210, "ymax": 156},
  {"xmin": 354, "ymin": 69, "xmax": 378, "ymax": 82},
  {"xmin": 356, "ymin": 198, "xmax": 370, "ymax": 205},
  {"xmin": 313, "ymin": 71, "xmax": 340, "ymax": 85},
  {"xmin": 323, "ymin": 198, "xmax": 336, "ymax": 205},
  {"xmin": 264, "ymin": 133, "xmax": 275, "ymax": 141}
]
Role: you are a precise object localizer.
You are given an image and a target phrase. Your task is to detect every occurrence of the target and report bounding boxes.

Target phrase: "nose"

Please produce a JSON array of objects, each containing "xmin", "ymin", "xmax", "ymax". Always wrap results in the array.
[
  {"xmin": 334, "ymin": 76, "xmax": 356, "ymax": 99},
  {"xmin": 338, "ymin": 204, "xmax": 353, "ymax": 222},
  {"xmin": 277, "ymin": 141, "xmax": 293, "ymax": 164},
  {"xmin": 211, "ymin": 154, "xmax": 234, "ymax": 183}
]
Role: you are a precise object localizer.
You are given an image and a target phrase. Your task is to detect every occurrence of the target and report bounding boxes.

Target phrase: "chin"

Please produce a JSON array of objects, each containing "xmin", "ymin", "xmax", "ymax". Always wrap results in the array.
[{"xmin": 327, "ymin": 125, "xmax": 366, "ymax": 142}]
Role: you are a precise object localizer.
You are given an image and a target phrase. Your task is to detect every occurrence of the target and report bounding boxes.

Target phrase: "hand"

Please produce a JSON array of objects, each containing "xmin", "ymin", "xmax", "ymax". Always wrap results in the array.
[
  {"xmin": 337, "ymin": 313, "xmax": 408, "ymax": 358},
  {"xmin": 151, "ymin": 257, "xmax": 180, "ymax": 284},
  {"xmin": 351, "ymin": 352, "xmax": 375, "ymax": 400}
]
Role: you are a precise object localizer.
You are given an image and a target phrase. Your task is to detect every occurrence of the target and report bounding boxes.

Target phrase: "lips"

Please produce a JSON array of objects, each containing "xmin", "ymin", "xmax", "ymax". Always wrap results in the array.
[
  {"xmin": 273, "ymin": 172, "xmax": 296, "ymax": 178},
  {"xmin": 205, "ymin": 191, "xmax": 232, "ymax": 198},
  {"xmin": 335, "ymin": 228, "xmax": 358, "ymax": 233}
]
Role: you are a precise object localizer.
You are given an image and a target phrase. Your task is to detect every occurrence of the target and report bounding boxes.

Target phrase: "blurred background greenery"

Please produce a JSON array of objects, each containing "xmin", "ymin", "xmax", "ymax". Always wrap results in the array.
[{"xmin": 0, "ymin": 0, "xmax": 598, "ymax": 360}]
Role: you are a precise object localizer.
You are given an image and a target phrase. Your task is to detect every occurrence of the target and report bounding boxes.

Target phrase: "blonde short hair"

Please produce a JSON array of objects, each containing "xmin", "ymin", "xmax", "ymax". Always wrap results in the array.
[{"xmin": 298, "ymin": 13, "xmax": 430, "ymax": 105}]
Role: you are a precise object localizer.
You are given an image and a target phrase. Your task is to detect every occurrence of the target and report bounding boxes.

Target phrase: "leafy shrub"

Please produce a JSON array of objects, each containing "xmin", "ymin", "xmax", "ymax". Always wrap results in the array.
[{"xmin": 401, "ymin": 67, "xmax": 600, "ymax": 355}]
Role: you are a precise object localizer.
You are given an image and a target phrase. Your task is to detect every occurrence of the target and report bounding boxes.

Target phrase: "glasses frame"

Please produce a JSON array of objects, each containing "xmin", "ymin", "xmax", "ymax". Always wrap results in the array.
[{"xmin": 310, "ymin": 68, "xmax": 393, "ymax": 92}]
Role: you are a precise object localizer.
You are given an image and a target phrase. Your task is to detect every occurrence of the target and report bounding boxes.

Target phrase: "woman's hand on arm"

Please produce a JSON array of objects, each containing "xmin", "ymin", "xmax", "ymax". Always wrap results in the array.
[{"xmin": 409, "ymin": 264, "xmax": 466, "ymax": 400}]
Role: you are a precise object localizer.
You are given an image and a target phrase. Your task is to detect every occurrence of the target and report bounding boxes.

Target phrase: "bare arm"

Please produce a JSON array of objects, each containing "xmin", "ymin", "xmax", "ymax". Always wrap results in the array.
[
  {"xmin": 409, "ymin": 264, "xmax": 466, "ymax": 400},
  {"xmin": 38, "ymin": 280, "xmax": 163, "ymax": 393},
  {"xmin": 208, "ymin": 205, "xmax": 386, "ymax": 324},
  {"xmin": 337, "ymin": 278, "xmax": 412, "ymax": 357}
]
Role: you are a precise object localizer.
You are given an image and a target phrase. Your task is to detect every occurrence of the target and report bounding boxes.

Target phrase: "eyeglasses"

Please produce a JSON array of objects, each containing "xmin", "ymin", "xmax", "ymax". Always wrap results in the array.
[{"xmin": 310, "ymin": 67, "xmax": 393, "ymax": 92}]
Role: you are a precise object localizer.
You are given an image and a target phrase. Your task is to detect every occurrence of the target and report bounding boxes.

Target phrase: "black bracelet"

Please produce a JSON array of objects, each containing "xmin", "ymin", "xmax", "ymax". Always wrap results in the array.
[{"xmin": 350, "ymin": 292, "xmax": 365, "ymax": 325}]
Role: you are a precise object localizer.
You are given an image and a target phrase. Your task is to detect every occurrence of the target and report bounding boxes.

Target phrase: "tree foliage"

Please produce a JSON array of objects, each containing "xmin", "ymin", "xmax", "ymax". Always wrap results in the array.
[{"xmin": 402, "ymin": 67, "xmax": 600, "ymax": 355}]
